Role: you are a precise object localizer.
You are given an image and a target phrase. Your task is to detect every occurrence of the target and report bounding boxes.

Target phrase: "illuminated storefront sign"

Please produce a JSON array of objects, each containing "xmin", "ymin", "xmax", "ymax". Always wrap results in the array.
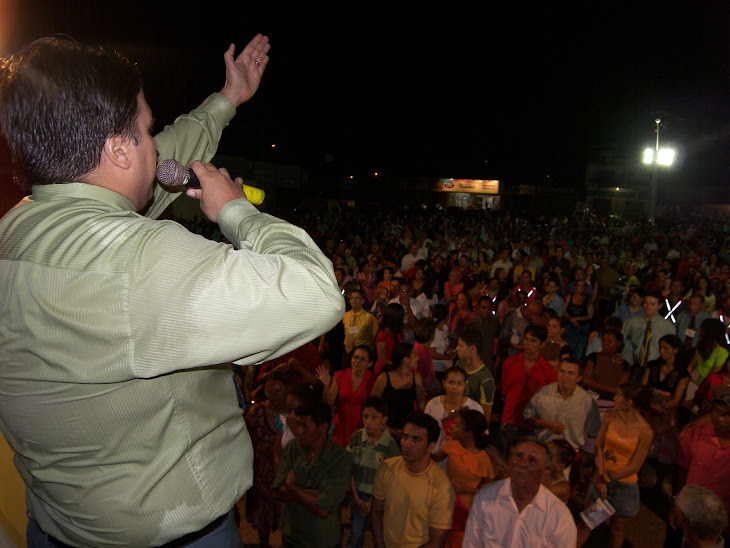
[{"xmin": 437, "ymin": 178, "xmax": 500, "ymax": 194}]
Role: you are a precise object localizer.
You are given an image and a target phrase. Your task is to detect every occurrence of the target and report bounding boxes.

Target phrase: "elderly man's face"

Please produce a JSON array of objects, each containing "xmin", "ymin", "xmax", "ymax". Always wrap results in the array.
[{"xmin": 508, "ymin": 441, "xmax": 549, "ymax": 491}]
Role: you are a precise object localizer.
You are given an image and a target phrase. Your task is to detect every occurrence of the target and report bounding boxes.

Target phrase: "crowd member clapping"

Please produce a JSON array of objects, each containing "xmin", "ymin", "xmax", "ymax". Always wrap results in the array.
[{"xmin": 316, "ymin": 345, "xmax": 376, "ymax": 448}]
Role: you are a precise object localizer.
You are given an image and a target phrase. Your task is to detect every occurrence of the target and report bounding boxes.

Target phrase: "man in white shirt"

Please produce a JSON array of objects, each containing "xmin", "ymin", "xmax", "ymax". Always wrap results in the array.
[
  {"xmin": 463, "ymin": 436, "xmax": 576, "ymax": 547},
  {"xmin": 490, "ymin": 248, "xmax": 514, "ymax": 278},
  {"xmin": 523, "ymin": 358, "xmax": 601, "ymax": 450},
  {"xmin": 400, "ymin": 242, "xmax": 427, "ymax": 274}
]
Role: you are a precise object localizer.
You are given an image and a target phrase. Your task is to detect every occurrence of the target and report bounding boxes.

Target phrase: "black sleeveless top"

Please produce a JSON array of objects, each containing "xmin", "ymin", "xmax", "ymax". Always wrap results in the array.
[{"xmin": 381, "ymin": 371, "xmax": 417, "ymax": 429}]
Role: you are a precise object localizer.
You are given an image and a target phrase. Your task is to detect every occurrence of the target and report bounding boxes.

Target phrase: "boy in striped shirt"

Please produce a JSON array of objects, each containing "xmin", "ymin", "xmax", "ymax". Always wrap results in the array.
[{"xmin": 346, "ymin": 396, "xmax": 400, "ymax": 548}]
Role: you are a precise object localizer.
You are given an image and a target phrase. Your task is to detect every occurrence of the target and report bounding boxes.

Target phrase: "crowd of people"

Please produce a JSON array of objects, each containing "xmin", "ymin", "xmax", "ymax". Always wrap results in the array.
[
  {"xmin": 6, "ymin": 23, "xmax": 727, "ymax": 548},
  {"xmin": 226, "ymin": 205, "xmax": 730, "ymax": 547}
]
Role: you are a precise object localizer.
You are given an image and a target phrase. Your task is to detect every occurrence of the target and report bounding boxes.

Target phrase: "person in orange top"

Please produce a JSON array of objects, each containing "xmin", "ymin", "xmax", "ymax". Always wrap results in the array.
[
  {"xmin": 577, "ymin": 383, "xmax": 653, "ymax": 548},
  {"xmin": 432, "ymin": 408, "xmax": 495, "ymax": 548}
]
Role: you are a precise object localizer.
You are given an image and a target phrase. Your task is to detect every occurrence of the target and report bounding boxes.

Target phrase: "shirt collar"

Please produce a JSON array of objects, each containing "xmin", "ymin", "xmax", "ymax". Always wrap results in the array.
[
  {"xmin": 32, "ymin": 183, "xmax": 137, "ymax": 212},
  {"xmin": 359, "ymin": 426, "xmax": 393, "ymax": 447},
  {"xmin": 500, "ymin": 479, "xmax": 548, "ymax": 512}
]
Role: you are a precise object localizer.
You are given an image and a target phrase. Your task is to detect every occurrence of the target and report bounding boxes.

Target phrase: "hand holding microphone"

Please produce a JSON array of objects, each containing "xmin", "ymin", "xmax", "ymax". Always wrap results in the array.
[{"xmin": 156, "ymin": 159, "xmax": 265, "ymax": 205}]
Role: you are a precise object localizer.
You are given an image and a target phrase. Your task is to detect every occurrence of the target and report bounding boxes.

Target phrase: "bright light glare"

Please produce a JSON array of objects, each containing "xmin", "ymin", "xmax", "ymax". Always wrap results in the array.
[
  {"xmin": 643, "ymin": 149, "xmax": 654, "ymax": 164},
  {"xmin": 657, "ymin": 148, "xmax": 675, "ymax": 166}
]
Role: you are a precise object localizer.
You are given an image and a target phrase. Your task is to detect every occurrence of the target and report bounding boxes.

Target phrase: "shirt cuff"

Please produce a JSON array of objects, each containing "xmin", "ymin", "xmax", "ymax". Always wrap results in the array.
[
  {"xmin": 218, "ymin": 197, "xmax": 260, "ymax": 245},
  {"xmin": 201, "ymin": 92, "xmax": 237, "ymax": 126}
]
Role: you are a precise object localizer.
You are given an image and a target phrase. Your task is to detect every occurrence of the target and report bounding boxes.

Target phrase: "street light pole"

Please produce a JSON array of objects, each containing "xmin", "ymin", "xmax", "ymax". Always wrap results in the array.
[
  {"xmin": 648, "ymin": 118, "xmax": 660, "ymax": 223},
  {"xmin": 643, "ymin": 117, "xmax": 674, "ymax": 224}
]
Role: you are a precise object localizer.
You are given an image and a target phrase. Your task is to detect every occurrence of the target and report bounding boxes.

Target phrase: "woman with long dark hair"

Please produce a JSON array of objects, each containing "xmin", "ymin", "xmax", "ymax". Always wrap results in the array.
[
  {"xmin": 687, "ymin": 318, "xmax": 729, "ymax": 389},
  {"xmin": 373, "ymin": 302, "xmax": 405, "ymax": 375},
  {"xmin": 371, "ymin": 341, "xmax": 424, "ymax": 441},
  {"xmin": 641, "ymin": 334, "xmax": 689, "ymax": 487}
]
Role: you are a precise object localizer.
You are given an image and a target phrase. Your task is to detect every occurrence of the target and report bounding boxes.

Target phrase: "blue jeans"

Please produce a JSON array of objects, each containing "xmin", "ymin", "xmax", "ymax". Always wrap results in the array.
[
  {"xmin": 27, "ymin": 510, "xmax": 242, "ymax": 548},
  {"xmin": 348, "ymin": 491, "xmax": 371, "ymax": 548}
]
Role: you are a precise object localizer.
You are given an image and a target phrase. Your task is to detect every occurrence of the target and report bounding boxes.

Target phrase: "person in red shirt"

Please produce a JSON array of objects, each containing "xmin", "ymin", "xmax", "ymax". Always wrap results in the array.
[
  {"xmin": 413, "ymin": 318, "xmax": 438, "ymax": 399},
  {"xmin": 499, "ymin": 324, "xmax": 557, "ymax": 450},
  {"xmin": 666, "ymin": 394, "xmax": 730, "ymax": 546}
]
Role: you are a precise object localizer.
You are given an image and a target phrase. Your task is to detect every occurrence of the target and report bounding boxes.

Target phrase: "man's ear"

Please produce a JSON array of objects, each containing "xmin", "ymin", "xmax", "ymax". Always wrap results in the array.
[{"xmin": 102, "ymin": 134, "xmax": 132, "ymax": 170}]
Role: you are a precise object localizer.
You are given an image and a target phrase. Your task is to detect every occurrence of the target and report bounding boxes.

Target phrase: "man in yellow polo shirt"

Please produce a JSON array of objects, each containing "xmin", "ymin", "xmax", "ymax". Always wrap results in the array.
[{"xmin": 371, "ymin": 411, "xmax": 455, "ymax": 548}]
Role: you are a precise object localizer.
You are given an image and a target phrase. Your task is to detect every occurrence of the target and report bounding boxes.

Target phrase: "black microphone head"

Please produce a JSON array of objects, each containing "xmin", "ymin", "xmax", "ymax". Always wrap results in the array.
[{"xmin": 156, "ymin": 159, "xmax": 189, "ymax": 187}]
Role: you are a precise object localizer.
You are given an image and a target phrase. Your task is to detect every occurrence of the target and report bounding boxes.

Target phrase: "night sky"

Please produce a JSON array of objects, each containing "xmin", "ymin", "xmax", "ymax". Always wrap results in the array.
[{"xmin": 4, "ymin": 1, "xmax": 730, "ymax": 190}]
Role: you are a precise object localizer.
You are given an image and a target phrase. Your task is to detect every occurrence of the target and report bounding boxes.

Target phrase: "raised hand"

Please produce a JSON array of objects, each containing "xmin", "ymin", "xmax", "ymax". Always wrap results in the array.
[{"xmin": 220, "ymin": 34, "xmax": 271, "ymax": 108}]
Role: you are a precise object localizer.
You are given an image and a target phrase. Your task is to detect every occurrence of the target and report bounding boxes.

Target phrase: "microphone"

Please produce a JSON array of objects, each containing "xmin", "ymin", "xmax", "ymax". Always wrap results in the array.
[{"xmin": 155, "ymin": 159, "xmax": 265, "ymax": 205}]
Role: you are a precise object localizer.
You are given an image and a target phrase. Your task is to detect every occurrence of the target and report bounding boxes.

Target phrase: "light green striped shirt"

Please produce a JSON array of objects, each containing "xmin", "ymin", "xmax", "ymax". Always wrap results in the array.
[{"xmin": 0, "ymin": 93, "xmax": 345, "ymax": 546}]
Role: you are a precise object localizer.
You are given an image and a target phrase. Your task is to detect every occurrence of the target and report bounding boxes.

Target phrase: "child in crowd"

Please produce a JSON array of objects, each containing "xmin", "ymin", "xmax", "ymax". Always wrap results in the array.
[
  {"xmin": 346, "ymin": 396, "xmax": 400, "ymax": 548},
  {"xmin": 431, "ymin": 408, "xmax": 495, "ymax": 548},
  {"xmin": 424, "ymin": 366, "xmax": 484, "ymax": 467},
  {"xmin": 545, "ymin": 438, "xmax": 579, "ymax": 504}
]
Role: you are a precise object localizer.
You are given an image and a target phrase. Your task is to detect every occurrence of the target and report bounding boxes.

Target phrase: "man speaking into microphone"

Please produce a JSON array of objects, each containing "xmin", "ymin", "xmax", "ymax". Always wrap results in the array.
[{"xmin": 0, "ymin": 33, "xmax": 345, "ymax": 548}]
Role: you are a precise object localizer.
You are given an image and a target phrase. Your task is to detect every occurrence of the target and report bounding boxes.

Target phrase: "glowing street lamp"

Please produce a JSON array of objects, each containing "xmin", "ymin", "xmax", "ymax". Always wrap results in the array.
[{"xmin": 642, "ymin": 118, "xmax": 675, "ymax": 223}]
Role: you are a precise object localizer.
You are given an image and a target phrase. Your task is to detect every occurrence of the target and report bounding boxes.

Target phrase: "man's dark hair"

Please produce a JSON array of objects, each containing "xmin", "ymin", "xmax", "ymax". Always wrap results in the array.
[
  {"xmin": 294, "ymin": 399, "xmax": 332, "ymax": 427},
  {"xmin": 644, "ymin": 289, "xmax": 663, "ymax": 301},
  {"xmin": 403, "ymin": 411, "xmax": 440, "ymax": 444},
  {"xmin": 524, "ymin": 323, "xmax": 548, "ymax": 342},
  {"xmin": 348, "ymin": 288, "xmax": 364, "ymax": 299},
  {"xmin": 361, "ymin": 395, "xmax": 388, "ymax": 416},
  {"xmin": 0, "ymin": 36, "xmax": 144, "ymax": 189},
  {"xmin": 559, "ymin": 356, "xmax": 584, "ymax": 374},
  {"xmin": 459, "ymin": 322, "xmax": 483, "ymax": 353}
]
